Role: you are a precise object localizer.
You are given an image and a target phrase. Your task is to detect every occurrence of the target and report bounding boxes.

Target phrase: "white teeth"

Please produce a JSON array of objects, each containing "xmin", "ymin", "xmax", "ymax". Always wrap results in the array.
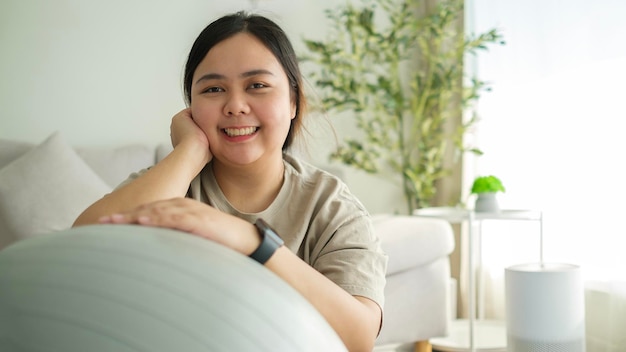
[{"xmin": 224, "ymin": 127, "xmax": 258, "ymax": 137}]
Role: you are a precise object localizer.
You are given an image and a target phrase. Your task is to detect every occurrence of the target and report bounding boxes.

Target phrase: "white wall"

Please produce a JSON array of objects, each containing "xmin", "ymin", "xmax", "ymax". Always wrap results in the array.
[{"xmin": 0, "ymin": 0, "xmax": 405, "ymax": 214}]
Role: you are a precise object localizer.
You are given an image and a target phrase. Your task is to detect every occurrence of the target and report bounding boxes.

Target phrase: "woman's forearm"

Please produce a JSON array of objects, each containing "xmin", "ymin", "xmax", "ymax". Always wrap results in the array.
[
  {"xmin": 266, "ymin": 248, "xmax": 381, "ymax": 352},
  {"xmin": 73, "ymin": 141, "xmax": 208, "ymax": 226}
]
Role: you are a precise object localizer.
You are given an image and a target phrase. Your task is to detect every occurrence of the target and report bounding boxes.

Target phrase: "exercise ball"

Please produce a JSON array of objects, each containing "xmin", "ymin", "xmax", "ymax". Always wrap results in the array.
[{"xmin": 0, "ymin": 224, "xmax": 346, "ymax": 352}]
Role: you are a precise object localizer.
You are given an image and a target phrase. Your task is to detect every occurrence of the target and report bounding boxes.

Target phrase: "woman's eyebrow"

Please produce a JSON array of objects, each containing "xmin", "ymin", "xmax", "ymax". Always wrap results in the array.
[
  {"xmin": 241, "ymin": 69, "xmax": 274, "ymax": 78},
  {"xmin": 195, "ymin": 73, "xmax": 224, "ymax": 85},
  {"xmin": 195, "ymin": 69, "xmax": 274, "ymax": 85}
]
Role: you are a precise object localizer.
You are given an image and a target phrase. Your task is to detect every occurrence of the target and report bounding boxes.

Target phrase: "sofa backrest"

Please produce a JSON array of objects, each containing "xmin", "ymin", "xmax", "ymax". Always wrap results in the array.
[
  {"xmin": 75, "ymin": 145, "xmax": 159, "ymax": 188},
  {"xmin": 0, "ymin": 138, "xmax": 162, "ymax": 188}
]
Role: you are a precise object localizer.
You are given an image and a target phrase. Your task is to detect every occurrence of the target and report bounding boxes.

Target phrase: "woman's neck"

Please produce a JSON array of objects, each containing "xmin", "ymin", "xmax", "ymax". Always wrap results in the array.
[{"xmin": 212, "ymin": 155, "xmax": 285, "ymax": 213}]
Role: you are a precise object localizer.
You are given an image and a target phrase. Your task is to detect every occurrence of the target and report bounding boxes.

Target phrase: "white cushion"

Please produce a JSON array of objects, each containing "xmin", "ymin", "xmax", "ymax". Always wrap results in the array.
[
  {"xmin": 0, "ymin": 132, "xmax": 112, "ymax": 249},
  {"xmin": 76, "ymin": 145, "xmax": 156, "ymax": 188}
]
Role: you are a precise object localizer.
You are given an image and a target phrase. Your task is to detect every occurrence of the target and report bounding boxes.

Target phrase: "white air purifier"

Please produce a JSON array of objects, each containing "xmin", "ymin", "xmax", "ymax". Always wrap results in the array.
[{"xmin": 505, "ymin": 263, "xmax": 586, "ymax": 352}]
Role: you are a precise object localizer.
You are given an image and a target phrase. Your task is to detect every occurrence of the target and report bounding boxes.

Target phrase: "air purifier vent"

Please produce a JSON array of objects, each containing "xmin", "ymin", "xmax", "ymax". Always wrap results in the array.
[{"xmin": 508, "ymin": 336, "xmax": 584, "ymax": 352}]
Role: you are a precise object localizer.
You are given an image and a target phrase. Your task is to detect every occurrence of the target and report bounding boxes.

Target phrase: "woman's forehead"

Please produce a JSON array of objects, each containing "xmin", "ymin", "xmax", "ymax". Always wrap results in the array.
[{"xmin": 195, "ymin": 33, "xmax": 283, "ymax": 78}]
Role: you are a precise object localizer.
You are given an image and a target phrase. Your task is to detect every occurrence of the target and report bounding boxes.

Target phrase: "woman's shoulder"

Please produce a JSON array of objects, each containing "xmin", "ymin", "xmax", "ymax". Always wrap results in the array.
[
  {"xmin": 283, "ymin": 153, "xmax": 344, "ymax": 188},
  {"xmin": 282, "ymin": 153, "xmax": 368, "ymax": 213}
]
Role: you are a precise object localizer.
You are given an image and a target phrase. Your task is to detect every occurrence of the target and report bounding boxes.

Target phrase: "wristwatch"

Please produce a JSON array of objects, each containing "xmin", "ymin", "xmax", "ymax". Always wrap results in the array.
[{"xmin": 249, "ymin": 218, "xmax": 284, "ymax": 264}]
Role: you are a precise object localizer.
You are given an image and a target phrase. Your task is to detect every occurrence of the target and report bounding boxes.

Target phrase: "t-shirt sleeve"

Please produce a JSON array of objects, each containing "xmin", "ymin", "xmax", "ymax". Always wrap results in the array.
[{"xmin": 312, "ymin": 212, "xmax": 388, "ymax": 309}]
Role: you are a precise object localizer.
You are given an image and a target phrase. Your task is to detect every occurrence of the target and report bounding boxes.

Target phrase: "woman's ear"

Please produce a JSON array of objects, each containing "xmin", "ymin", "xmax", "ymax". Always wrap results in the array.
[{"xmin": 290, "ymin": 101, "xmax": 297, "ymax": 120}]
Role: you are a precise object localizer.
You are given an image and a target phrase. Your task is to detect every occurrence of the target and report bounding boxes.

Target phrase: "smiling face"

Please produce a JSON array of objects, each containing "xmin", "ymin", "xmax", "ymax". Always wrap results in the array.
[{"xmin": 190, "ymin": 33, "xmax": 296, "ymax": 168}]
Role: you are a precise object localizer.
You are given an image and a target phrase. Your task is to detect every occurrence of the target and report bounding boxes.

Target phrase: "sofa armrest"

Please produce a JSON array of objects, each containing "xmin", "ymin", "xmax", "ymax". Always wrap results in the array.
[{"xmin": 373, "ymin": 214, "xmax": 455, "ymax": 276}]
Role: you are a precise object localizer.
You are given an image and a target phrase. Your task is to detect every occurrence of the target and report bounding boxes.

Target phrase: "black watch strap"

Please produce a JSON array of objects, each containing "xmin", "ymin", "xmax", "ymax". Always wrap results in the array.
[{"xmin": 249, "ymin": 218, "xmax": 284, "ymax": 264}]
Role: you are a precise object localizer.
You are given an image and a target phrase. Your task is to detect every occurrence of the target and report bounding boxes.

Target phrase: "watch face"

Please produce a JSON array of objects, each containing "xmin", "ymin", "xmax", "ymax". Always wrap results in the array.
[
  {"xmin": 256, "ymin": 219, "xmax": 282, "ymax": 239},
  {"xmin": 266, "ymin": 229, "xmax": 284, "ymax": 246}
]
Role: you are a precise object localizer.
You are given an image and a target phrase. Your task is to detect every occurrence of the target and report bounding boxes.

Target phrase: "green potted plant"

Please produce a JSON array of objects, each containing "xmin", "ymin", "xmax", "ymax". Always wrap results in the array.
[
  {"xmin": 301, "ymin": 0, "xmax": 504, "ymax": 213},
  {"xmin": 470, "ymin": 175, "xmax": 505, "ymax": 212}
]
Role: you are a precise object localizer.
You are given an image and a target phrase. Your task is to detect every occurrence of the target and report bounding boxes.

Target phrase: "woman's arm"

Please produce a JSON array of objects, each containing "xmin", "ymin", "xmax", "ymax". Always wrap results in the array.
[
  {"xmin": 73, "ymin": 109, "xmax": 210, "ymax": 226},
  {"xmin": 98, "ymin": 198, "xmax": 381, "ymax": 351},
  {"xmin": 267, "ymin": 247, "xmax": 382, "ymax": 352}
]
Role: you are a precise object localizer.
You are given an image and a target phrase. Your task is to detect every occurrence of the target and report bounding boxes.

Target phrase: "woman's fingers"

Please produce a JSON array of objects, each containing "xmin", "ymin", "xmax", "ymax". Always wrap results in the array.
[
  {"xmin": 98, "ymin": 198, "xmax": 220, "ymax": 240},
  {"xmin": 99, "ymin": 198, "xmax": 193, "ymax": 225},
  {"xmin": 170, "ymin": 109, "xmax": 213, "ymax": 165},
  {"xmin": 97, "ymin": 198, "xmax": 258, "ymax": 254}
]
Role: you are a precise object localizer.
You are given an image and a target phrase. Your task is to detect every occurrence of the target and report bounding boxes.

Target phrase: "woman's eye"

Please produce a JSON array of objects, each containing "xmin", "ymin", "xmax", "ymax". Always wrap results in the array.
[
  {"xmin": 203, "ymin": 86, "xmax": 223, "ymax": 93},
  {"xmin": 249, "ymin": 82, "xmax": 267, "ymax": 89}
]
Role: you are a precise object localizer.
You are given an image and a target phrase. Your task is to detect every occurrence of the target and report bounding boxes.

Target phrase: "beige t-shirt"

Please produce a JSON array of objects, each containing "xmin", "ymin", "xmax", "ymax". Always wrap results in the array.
[{"xmin": 123, "ymin": 154, "xmax": 387, "ymax": 307}]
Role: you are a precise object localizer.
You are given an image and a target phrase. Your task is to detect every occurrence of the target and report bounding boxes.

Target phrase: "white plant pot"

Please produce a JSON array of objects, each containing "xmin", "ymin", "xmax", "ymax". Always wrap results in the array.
[{"xmin": 474, "ymin": 192, "xmax": 500, "ymax": 212}]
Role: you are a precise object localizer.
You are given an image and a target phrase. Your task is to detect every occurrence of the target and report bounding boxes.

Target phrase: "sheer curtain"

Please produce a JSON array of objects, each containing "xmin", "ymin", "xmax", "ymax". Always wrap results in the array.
[{"xmin": 465, "ymin": 1, "xmax": 626, "ymax": 350}]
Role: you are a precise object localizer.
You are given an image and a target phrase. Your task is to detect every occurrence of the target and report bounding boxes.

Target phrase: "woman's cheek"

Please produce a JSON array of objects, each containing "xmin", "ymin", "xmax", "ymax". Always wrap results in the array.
[{"xmin": 191, "ymin": 105, "xmax": 217, "ymax": 133}]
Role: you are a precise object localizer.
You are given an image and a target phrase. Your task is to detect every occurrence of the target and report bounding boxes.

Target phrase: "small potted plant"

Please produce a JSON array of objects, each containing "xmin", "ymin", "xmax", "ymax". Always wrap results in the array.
[{"xmin": 470, "ymin": 175, "xmax": 506, "ymax": 212}]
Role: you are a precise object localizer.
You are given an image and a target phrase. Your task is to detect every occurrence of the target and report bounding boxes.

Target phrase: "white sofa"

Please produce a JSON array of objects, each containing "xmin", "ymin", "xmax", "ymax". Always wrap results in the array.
[{"xmin": 0, "ymin": 132, "xmax": 455, "ymax": 351}]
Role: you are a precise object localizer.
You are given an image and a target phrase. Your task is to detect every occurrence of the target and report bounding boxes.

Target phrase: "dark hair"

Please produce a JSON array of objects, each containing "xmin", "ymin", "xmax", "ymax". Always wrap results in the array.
[{"xmin": 183, "ymin": 11, "xmax": 307, "ymax": 150}]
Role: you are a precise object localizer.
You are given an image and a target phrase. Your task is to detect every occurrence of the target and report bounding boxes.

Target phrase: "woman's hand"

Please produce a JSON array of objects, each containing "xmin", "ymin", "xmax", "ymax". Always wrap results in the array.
[
  {"xmin": 98, "ymin": 198, "xmax": 260, "ymax": 255},
  {"xmin": 170, "ymin": 108, "xmax": 212, "ymax": 165}
]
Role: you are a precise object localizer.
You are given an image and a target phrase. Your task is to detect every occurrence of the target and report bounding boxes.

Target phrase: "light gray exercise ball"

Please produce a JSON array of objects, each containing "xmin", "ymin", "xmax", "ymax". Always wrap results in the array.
[{"xmin": 0, "ymin": 224, "xmax": 346, "ymax": 352}]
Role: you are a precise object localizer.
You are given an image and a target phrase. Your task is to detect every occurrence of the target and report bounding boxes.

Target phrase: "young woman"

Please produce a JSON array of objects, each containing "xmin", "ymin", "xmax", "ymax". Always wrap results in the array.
[{"xmin": 74, "ymin": 12, "xmax": 387, "ymax": 352}]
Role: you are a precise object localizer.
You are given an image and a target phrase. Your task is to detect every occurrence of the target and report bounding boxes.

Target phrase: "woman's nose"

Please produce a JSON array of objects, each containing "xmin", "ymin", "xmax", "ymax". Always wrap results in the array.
[{"xmin": 223, "ymin": 91, "xmax": 250, "ymax": 116}]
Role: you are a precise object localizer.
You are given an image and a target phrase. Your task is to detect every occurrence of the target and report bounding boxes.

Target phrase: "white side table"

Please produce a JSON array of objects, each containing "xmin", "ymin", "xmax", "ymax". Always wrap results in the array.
[{"xmin": 413, "ymin": 207, "xmax": 543, "ymax": 352}]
